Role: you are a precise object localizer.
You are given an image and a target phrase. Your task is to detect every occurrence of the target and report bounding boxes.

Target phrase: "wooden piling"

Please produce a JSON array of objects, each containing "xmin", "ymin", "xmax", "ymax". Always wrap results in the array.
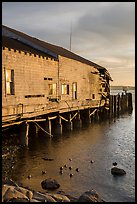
[
  {"xmin": 127, "ymin": 92, "xmax": 133, "ymax": 111},
  {"xmin": 73, "ymin": 111, "xmax": 82, "ymax": 129},
  {"xmin": 66, "ymin": 121, "xmax": 73, "ymax": 131},
  {"xmin": 121, "ymin": 93, "xmax": 128, "ymax": 113},
  {"xmin": 87, "ymin": 108, "xmax": 91, "ymax": 124},
  {"xmin": 104, "ymin": 107, "xmax": 110, "ymax": 119},
  {"xmin": 44, "ymin": 119, "xmax": 52, "ymax": 136},
  {"xmin": 19, "ymin": 122, "xmax": 29, "ymax": 146},
  {"xmin": 114, "ymin": 95, "xmax": 117, "ymax": 117},
  {"xmin": 55, "ymin": 116, "xmax": 62, "ymax": 135},
  {"xmin": 67, "ymin": 113, "xmax": 73, "ymax": 131},
  {"xmin": 125, "ymin": 94, "xmax": 128, "ymax": 111},
  {"xmin": 99, "ymin": 107, "xmax": 107, "ymax": 121},
  {"xmin": 117, "ymin": 94, "xmax": 120, "ymax": 116},
  {"xmin": 109, "ymin": 92, "xmax": 133, "ymax": 118},
  {"xmin": 109, "ymin": 95, "xmax": 114, "ymax": 118},
  {"xmin": 81, "ymin": 108, "xmax": 91, "ymax": 124},
  {"xmin": 64, "ymin": 113, "xmax": 73, "ymax": 131},
  {"xmin": 97, "ymin": 109, "xmax": 99, "ymax": 121}
]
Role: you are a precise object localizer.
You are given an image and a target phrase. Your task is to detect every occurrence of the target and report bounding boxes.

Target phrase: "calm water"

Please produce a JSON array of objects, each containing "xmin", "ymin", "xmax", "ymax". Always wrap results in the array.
[{"xmin": 12, "ymin": 90, "xmax": 135, "ymax": 202}]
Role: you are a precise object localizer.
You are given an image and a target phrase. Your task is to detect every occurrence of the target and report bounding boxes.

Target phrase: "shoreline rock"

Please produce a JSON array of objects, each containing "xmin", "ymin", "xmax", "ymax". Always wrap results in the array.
[
  {"xmin": 2, "ymin": 181, "xmax": 71, "ymax": 202},
  {"xmin": 78, "ymin": 189, "xmax": 105, "ymax": 202},
  {"xmin": 2, "ymin": 179, "xmax": 105, "ymax": 202}
]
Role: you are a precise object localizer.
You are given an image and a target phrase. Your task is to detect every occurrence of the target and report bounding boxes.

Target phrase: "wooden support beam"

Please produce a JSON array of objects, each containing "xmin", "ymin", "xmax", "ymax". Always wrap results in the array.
[
  {"xmin": 48, "ymin": 116, "xmax": 57, "ymax": 120},
  {"xmin": 2, "ymin": 118, "xmax": 47, "ymax": 128},
  {"xmin": 89, "ymin": 109, "xmax": 97, "ymax": 117},
  {"xmin": 32, "ymin": 121, "xmax": 53, "ymax": 137},
  {"xmin": 19, "ymin": 122, "xmax": 29, "ymax": 146},
  {"xmin": 59, "ymin": 115, "xmax": 69, "ymax": 122},
  {"xmin": 70, "ymin": 112, "xmax": 78, "ymax": 122}
]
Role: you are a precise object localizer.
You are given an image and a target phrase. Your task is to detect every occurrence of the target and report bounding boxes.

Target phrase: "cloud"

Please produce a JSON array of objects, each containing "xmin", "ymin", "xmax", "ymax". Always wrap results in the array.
[
  {"xmin": 2, "ymin": 2, "xmax": 134, "ymax": 48},
  {"xmin": 2, "ymin": 2, "xmax": 135, "ymax": 86},
  {"xmin": 76, "ymin": 2, "xmax": 135, "ymax": 42},
  {"xmin": 69, "ymin": 3, "xmax": 135, "ymax": 76}
]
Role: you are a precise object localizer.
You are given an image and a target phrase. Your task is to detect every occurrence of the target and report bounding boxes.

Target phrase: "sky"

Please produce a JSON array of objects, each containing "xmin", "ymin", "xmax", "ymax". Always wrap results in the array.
[{"xmin": 2, "ymin": 2, "xmax": 135, "ymax": 86}]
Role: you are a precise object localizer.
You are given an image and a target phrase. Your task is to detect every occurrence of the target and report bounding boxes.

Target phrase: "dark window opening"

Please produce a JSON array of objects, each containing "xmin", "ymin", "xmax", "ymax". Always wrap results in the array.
[
  {"xmin": 44, "ymin": 77, "xmax": 52, "ymax": 80},
  {"xmin": 92, "ymin": 94, "xmax": 95, "ymax": 99},
  {"xmin": 25, "ymin": 94, "xmax": 45, "ymax": 98}
]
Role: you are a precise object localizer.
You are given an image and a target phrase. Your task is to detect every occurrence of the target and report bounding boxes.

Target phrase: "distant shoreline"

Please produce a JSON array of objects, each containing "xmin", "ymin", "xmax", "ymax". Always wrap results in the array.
[{"xmin": 110, "ymin": 85, "xmax": 135, "ymax": 90}]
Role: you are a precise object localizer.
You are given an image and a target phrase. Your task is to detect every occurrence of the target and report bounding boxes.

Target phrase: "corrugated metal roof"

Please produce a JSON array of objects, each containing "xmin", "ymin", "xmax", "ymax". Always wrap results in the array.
[{"xmin": 2, "ymin": 25, "xmax": 112, "ymax": 80}]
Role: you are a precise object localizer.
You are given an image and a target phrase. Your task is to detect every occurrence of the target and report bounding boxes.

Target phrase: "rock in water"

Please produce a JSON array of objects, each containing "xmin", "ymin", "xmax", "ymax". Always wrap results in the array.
[
  {"xmin": 78, "ymin": 189, "xmax": 105, "ymax": 202},
  {"xmin": 111, "ymin": 167, "xmax": 126, "ymax": 176},
  {"xmin": 27, "ymin": 175, "xmax": 31, "ymax": 179},
  {"xmin": 69, "ymin": 166, "xmax": 72, "ymax": 170},
  {"xmin": 69, "ymin": 173, "xmax": 73, "ymax": 177},
  {"xmin": 75, "ymin": 168, "xmax": 79, "ymax": 172},
  {"xmin": 60, "ymin": 167, "xmax": 63, "ymax": 170},
  {"xmin": 59, "ymin": 170, "xmax": 63, "ymax": 175},
  {"xmin": 112, "ymin": 162, "xmax": 117, "ymax": 166},
  {"xmin": 41, "ymin": 178, "xmax": 60, "ymax": 190},
  {"xmin": 90, "ymin": 160, "xmax": 94, "ymax": 164}
]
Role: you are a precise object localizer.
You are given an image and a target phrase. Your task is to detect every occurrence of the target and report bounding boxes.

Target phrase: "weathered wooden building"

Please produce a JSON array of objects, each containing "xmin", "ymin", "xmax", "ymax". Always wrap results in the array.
[{"xmin": 2, "ymin": 25, "xmax": 113, "ymax": 141}]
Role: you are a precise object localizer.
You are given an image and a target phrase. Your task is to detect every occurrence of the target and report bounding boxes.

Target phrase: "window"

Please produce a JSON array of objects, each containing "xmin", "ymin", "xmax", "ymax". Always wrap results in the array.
[
  {"xmin": 61, "ymin": 84, "xmax": 69, "ymax": 95},
  {"xmin": 48, "ymin": 83, "xmax": 57, "ymax": 95},
  {"xmin": 5, "ymin": 69, "xmax": 14, "ymax": 95},
  {"xmin": 72, "ymin": 82, "xmax": 77, "ymax": 99},
  {"xmin": 92, "ymin": 94, "xmax": 95, "ymax": 99},
  {"xmin": 44, "ymin": 77, "xmax": 52, "ymax": 80}
]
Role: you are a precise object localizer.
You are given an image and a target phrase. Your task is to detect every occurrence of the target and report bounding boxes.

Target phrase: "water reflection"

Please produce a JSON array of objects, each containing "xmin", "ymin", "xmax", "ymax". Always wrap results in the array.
[{"xmin": 12, "ymin": 92, "xmax": 135, "ymax": 202}]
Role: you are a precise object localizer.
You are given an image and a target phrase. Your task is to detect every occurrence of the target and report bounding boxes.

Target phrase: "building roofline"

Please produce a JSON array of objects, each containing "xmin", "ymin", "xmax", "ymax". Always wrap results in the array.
[{"xmin": 2, "ymin": 24, "xmax": 112, "ymax": 80}]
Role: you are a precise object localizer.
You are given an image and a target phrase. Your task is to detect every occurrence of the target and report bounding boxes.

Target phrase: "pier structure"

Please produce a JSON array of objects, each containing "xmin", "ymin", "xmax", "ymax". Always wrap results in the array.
[
  {"xmin": 2, "ymin": 92, "xmax": 133, "ymax": 146},
  {"xmin": 109, "ymin": 92, "xmax": 133, "ymax": 118},
  {"xmin": 2, "ymin": 25, "xmax": 133, "ymax": 146}
]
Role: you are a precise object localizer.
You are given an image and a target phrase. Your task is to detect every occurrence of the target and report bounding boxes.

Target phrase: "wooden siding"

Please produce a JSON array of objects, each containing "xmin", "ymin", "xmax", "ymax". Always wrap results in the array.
[
  {"xmin": 2, "ymin": 47, "xmax": 106, "ymax": 122},
  {"xmin": 58, "ymin": 55, "xmax": 101, "ymax": 101},
  {"xmin": 2, "ymin": 47, "xmax": 58, "ymax": 119}
]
